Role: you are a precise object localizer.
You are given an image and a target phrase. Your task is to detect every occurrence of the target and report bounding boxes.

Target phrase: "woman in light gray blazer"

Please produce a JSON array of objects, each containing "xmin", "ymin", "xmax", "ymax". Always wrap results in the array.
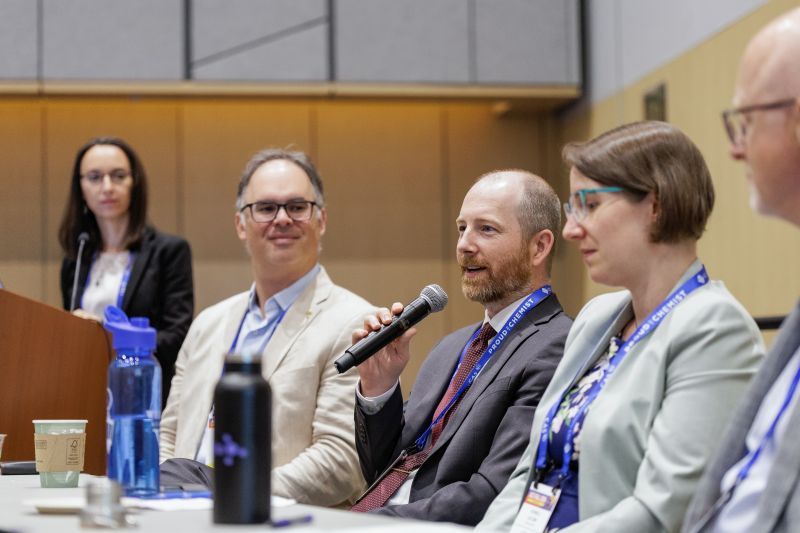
[{"xmin": 478, "ymin": 121, "xmax": 765, "ymax": 532}]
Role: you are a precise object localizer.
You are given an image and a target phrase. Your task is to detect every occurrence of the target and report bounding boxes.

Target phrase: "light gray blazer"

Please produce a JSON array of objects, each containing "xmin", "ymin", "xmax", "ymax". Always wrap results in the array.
[
  {"xmin": 683, "ymin": 301, "xmax": 800, "ymax": 533},
  {"xmin": 160, "ymin": 267, "xmax": 374, "ymax": 506},
  {"xmin": 478, "ymin": 262, "xmax": 765, "ymax": 532}
]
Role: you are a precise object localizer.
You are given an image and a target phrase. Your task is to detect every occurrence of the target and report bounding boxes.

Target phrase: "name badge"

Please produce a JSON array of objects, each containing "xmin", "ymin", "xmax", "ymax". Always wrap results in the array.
[
  {"xmin": 196, "ymin": 410, "xmax": 216, "ymax": 467},
  {"xmin": 510, "ymin": 483, "xmax": 560, "ymax": 533}
]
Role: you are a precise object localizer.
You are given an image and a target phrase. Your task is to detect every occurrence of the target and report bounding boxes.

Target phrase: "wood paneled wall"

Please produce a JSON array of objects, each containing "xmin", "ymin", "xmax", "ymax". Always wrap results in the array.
[
  {"xmin": 0, "ymin": 96, "xmax": 581, "ymax": 387},
  {"xmin": 558, "ymin": 0, "xmax": 800, "ymax": 348}
]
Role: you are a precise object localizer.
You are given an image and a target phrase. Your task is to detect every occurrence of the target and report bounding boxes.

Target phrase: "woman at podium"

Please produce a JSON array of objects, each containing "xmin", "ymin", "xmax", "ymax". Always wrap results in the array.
[{"xmin": 57, "ymin": 136, "xmax": 194, "ymax": 405}]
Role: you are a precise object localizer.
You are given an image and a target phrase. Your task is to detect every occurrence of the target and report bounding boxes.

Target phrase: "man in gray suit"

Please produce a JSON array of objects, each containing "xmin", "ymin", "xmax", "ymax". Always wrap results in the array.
[
  {"xmin": 349, "ymin": 170, "xmax": 572, "ymax": 525},
  {"xmin": 683, "ymin": 8, "xmax": 800, "ymax": 533}
]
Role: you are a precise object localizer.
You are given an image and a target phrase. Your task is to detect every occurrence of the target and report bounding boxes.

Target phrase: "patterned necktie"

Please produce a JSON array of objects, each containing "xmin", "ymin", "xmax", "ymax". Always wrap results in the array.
[{"xmin": 351, "ymin": 322, "xmax": 496, "ymax": 512}]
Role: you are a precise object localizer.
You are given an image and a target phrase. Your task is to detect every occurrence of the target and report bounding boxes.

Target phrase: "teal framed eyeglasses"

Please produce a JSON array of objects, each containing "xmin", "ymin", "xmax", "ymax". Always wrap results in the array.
[{"xmin": 563, "ymin": 187, "xmax": 625, "ymax": 221}]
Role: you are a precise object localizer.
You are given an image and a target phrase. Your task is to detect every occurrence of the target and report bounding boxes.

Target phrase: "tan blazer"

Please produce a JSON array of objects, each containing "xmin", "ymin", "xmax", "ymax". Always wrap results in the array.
[
  {"xmin": 160, "ymin": 267, "xmax": 373, "ymax": 506},
  {"xmin": 479, "ymin": 261, "xmax": 765, "ymax": 532}
]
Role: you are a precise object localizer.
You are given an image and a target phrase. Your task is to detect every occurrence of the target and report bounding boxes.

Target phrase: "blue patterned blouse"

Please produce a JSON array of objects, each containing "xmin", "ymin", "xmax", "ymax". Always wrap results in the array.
[{"xmin": 546, "ymin": 335, "xmax": 624, "ymax": 470}]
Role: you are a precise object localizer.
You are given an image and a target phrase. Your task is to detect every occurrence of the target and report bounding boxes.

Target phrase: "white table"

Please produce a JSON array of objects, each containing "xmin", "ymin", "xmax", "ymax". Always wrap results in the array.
[{"xmin": 0, "ymin": 475, "xmax": 472, "ymax": 532}]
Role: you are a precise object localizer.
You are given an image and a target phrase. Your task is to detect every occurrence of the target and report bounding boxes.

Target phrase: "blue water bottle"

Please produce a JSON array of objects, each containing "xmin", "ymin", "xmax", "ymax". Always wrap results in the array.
[{"xmin": 104, "ymin": 306, "xmax": 161, "ymax": 496}]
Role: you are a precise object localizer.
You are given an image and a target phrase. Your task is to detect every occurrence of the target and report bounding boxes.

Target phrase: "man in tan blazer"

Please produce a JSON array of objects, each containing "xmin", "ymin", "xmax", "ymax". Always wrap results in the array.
[{"xmin": 160, "ymin": 148, "xmax": 373, "ymax": 507}]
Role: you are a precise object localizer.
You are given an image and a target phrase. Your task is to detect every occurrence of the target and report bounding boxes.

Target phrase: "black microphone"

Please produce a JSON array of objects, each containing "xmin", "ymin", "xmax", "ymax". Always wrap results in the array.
[
  {"xmin": 69, "ymin": 232, "xmax": 90, "ymax": 311},
  {"xmin": 334, "ymin": 284, "xmax": 448, "ymax": 374}
]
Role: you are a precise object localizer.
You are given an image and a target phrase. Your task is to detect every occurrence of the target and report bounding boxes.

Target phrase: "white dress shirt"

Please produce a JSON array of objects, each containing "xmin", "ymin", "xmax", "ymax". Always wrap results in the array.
[{"xmin": 712, "ymin": 345, "xmax": 800, "ymax": 532}]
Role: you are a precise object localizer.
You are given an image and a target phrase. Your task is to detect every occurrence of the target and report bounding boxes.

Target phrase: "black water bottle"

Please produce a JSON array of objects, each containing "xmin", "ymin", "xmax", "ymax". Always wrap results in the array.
[{"xmin": 213, "ymin": 353, "xmax": 271, "ymax": 524}]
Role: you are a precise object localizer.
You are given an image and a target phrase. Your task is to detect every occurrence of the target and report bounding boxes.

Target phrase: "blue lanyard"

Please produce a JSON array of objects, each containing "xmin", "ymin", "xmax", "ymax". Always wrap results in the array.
[
  {"xmin": 228, "ymin": 301, "xmax": 289, "ymax": 358},
  {"xmin": 81, "ymin": 251, "xmax": 135, "ymax": 309},
  {"xmin": 116, "ymin": 254, "xmax": 134, "ymax": 308},
  {"xmin": 412, "ymin": 285, "xmax": 553, "ymax": 451},
  {"xmin": 207, "ymin": 301, "xmax": 288, "ymax": 418},
  {"xmin": 734, "ymin": 359, "xmax": 800, "ymax": 485},
  {"xmin": 535, "ymin": 267, "xmax": 709, "ymax": 479}
]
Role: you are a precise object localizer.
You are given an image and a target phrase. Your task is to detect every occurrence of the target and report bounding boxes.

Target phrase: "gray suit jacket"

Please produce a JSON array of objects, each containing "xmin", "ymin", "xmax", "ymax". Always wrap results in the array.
[
  {"xmin": 683, "ymin": 301, "xmax": 800, "ymax": 533},
  {"xmin": 160, "ymin": 267, "xmax": 374, "ymax": 506},
  {"xmin": 480, "ymin": 262, "xmax": 765, "ymax": 532},
  {"xmin": 355, "ymin": 293, "xmax": 571, "ymax": 525}
]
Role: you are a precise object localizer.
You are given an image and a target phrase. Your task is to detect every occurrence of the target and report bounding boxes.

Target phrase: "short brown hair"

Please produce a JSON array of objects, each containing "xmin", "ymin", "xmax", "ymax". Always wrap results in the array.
[
  {"xmin": 476, "ymin": 170, "xmax": 561, "ymax": 274},
  {"xmin": 236, "ymin": 148, "xmax": 324, "ymax": 210},
  {"xmin": 562, "ymin": 121, "xmax": 714, "ymax": 243}
]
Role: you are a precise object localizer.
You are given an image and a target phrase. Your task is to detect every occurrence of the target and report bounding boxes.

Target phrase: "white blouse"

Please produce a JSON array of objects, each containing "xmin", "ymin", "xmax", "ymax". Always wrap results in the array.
[{"xmin": 81, "ymin": 251, "xmax": 131, "ymax": 318}]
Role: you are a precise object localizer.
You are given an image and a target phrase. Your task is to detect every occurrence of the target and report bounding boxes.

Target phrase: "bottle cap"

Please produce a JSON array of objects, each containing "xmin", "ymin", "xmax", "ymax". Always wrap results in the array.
[
  {"xmin": 103, "ymin": 306, "xmax": 157, "ymax": 352},
  {"xmin": 224, "ymin": 352, "xmax": 263, "ymax": 373},
  {"xmin": 225, "ymin": 352, "xmax": 261, "ymax": 364}
]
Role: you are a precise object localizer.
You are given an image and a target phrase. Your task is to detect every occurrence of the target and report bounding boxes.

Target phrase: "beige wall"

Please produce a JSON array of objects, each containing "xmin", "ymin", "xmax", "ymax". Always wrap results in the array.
[
  {"xmin": 0, "ymin": 96, "xmax": 580, "ymax": 387},
  {"xmin": 557, "ymin": 0, "xmax": 800, "ymax": 346}
]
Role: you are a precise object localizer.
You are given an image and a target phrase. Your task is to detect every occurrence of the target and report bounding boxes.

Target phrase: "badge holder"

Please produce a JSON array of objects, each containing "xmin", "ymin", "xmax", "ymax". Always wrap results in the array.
[
  {"xmin": 511, "ymin": 462, "xmax": 562, "ymax": 533},
  {"xmin": 510, "ymin": 472, "xmax": 562, "ymax": 533}
]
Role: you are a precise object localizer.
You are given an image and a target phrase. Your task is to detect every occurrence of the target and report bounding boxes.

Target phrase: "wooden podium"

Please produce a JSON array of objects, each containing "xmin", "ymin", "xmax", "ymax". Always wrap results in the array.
[{"xmin": 0, "ymin": 290, "xmax": 112, "ymax": 475}]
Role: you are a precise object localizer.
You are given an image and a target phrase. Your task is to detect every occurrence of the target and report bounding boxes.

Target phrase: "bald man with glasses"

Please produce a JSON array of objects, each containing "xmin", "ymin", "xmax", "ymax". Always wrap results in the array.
[
  {"xmin": 159, "ymin": 148, "xmax": 373, "ymax": 507},
  {"xmin": 683, "ymin": 8, "xmax": 800, "ymax": 533}
]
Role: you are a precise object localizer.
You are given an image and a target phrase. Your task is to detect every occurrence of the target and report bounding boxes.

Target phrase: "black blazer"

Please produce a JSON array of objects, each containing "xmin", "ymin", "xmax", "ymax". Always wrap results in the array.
[
  {"xmin": 355, "ymin": 293, "xmax": 571, "ymax": 525},
  {"xmin": 60, "ymin": 226, "xmax": 194, "ymax": 405}
]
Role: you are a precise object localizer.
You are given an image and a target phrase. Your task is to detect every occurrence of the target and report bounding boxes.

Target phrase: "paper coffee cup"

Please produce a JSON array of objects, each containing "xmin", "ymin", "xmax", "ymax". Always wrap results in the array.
[{"xmin": 33, "ymin": 420, "xmax": 88, "ymax": 488}]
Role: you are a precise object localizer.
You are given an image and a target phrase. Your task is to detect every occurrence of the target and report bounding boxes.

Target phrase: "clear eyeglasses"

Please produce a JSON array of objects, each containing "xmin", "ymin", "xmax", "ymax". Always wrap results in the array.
[{"xmin": 81, "ymin": 170, "xmax": 131, "ymax": 185}]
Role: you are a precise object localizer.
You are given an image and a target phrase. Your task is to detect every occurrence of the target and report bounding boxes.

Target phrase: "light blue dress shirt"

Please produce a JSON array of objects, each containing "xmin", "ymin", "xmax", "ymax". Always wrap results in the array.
[
  {"xmin": 195, "ymin": 263, "xmax": 320, "ymax": 465},
  {"xmin": 234, "ymin": 264, "xmax": 321, "ymax": 355}
]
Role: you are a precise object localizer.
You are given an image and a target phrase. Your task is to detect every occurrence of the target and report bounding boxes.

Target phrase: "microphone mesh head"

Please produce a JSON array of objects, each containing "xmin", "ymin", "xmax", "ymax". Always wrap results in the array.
[{"xmin": 420, "ymin": 284, "xmax": 448, "ymax": 312}]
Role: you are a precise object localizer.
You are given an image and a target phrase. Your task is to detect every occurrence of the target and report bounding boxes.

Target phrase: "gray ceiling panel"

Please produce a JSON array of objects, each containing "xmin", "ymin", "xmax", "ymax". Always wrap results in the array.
[
  {"xmin": 0, "ymin": 0, "xmax": 38, "ymax": 79},
  {"xmin": 192, "ymin": 0, "xmax": 327, "ymax": 62},
  {"xmin": 192, "ymin": 22, "xmax": 328, "ymax": 81},
  {"xmin": 42, "ymin": 0, "xmax": 183, "ymax": 80},
  {"xmin": 475, "ymin": 0, "xmax": 580, "ymax": 85},
  {"xmin": 335, "ymin": 0, "xmax": 469, "ymax": 83}
]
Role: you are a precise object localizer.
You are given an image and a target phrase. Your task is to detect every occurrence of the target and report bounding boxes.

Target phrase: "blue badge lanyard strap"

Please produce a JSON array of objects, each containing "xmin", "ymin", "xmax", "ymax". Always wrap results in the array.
[
  {"xmin": 733, "ymin": 360, "xmax": 800, "ymax": 486},
  {"xmin": 116, "ymin": 253, "xmax": 135, "ymax": 308},
  {"xmin": 208, "ymin": 302, "xmax": 289, "ymax": 418},
  {"xmin": 227, "ymin": 303, "xmax": 289, "ymax": 365},
  {"xmin": 81, "ymin": 251, "xmax": 136, "ymax": 310},
  {"xmin": 535, "ymin": 267, "xmax": 710, "ymax": 481},
  {"xmin": 412, "ymin": 285, "xmax": 553, "ymax": 451}
]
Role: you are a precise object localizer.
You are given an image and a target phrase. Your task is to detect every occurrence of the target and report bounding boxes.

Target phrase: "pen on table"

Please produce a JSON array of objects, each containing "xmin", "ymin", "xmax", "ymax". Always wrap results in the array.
[{"xmin": 271, "ymin": 515, "xmax": 313, "ymax": 528}]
